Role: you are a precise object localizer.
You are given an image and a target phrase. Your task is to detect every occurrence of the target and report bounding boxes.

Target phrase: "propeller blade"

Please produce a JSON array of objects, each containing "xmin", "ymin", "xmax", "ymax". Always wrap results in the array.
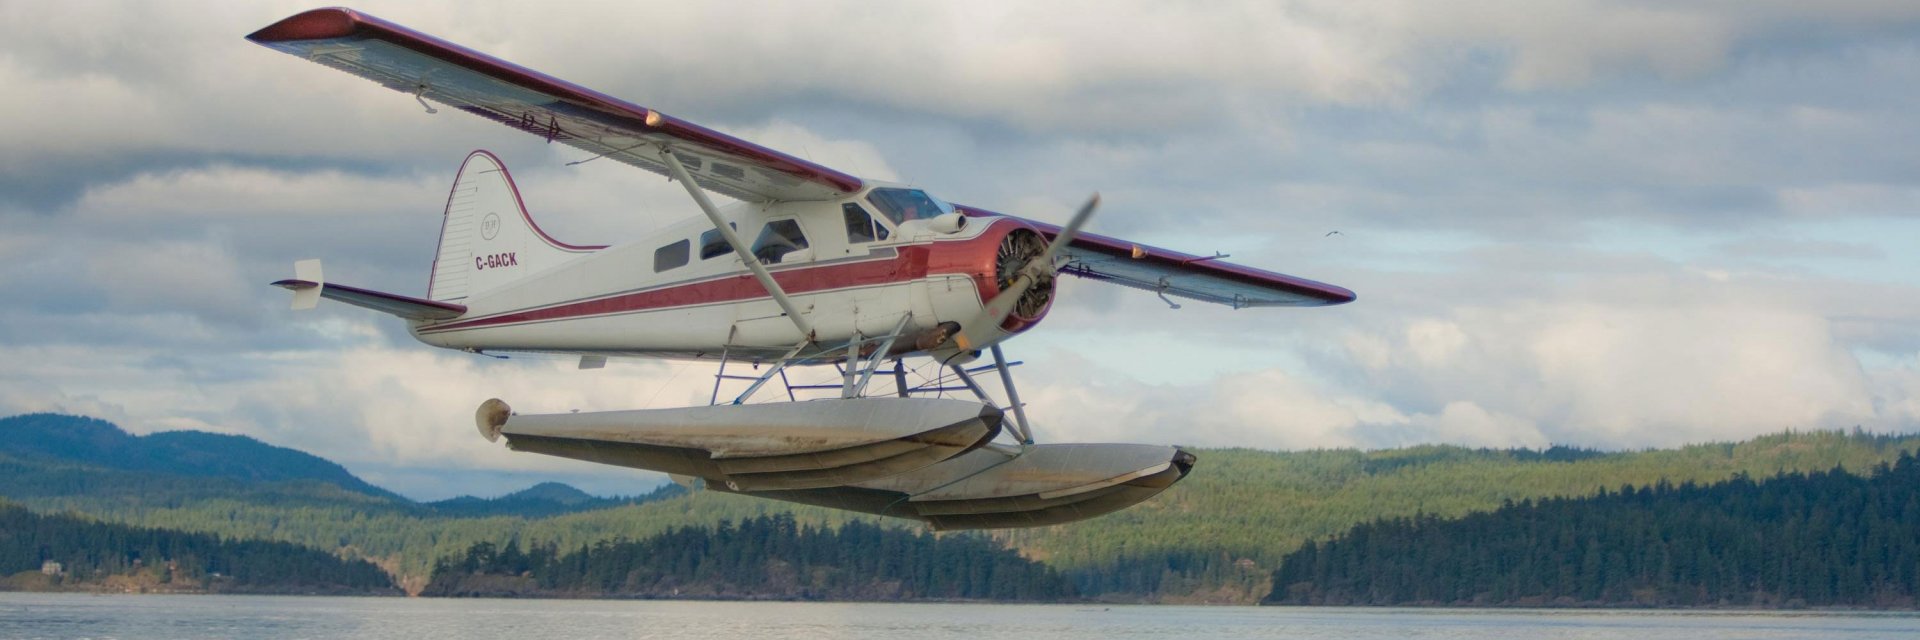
[
  {"xmin": 1036, "ymin": 193, "xmax": 1099, "ymax": 276},
  {"xmin": 949, "ymin": 194, "xmax": 1099, "ymax": 353}
]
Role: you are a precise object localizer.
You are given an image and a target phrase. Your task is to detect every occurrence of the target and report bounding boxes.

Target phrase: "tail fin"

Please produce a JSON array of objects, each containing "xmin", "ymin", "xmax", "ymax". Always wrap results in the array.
[{"xmin": 428, "ymin": 151, "xmax": 603, "ymax": 301}]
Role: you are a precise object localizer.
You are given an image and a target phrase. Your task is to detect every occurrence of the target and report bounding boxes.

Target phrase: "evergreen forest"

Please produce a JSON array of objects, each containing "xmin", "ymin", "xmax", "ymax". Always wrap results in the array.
[
  {"xmin": 0, "ymin": 501, "xmax": 397, "ymax": 595},
  {"xmin": 7, "ymin": 413, "xmax": 1920, "ymax": 604},
  {"xmin": 1266, "ymin": 452, "xmax": 1920, "ymax": 608},
  {"xmin": 424, "ymin": 515, "xmax": 1071, "ymax": 601}
]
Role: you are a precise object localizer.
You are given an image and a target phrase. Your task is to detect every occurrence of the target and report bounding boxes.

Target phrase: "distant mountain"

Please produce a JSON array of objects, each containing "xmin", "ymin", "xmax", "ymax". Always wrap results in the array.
[
  {"xmin": 0, "ymin": 414, "xmax": 399, "ymax": 500},
  {"xmin": 427, "ymin": 481, "xmax": 686, "ymax": 518},
  {"xmin": 0, "ymin": 414, "xmax": 671, "ymax": 520},
  {"xmin": 0, "ymin": 414, "xmax": 680, "ymax": 523}
]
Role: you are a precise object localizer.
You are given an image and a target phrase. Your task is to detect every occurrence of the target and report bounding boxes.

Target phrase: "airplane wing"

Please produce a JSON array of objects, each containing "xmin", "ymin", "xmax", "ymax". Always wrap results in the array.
[
  {"xmin": 247, "ymin": 8, "xmax": 862, "ymax": 202},
  {"xmin": 958, "ymin": 205, "xmax": 1356, "ymax": 308}
]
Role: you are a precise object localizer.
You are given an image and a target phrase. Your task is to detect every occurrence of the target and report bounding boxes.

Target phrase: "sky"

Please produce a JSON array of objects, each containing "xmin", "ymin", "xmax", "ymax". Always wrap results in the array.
[{"xmin": 4, "ymin": 1, "xmax": 1920, "ymax": 500}]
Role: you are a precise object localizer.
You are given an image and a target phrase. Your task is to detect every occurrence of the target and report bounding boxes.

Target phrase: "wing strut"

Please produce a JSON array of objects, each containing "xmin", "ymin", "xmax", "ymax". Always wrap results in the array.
[{"xmin": 658, "ymin": 147, "xmax": 814, "ymax": 340}]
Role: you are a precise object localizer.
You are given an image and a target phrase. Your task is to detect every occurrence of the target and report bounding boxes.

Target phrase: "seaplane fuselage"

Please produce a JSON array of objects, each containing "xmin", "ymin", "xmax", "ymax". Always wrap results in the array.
[{"xmin": 406, "ymin": 152, "xmax": 1049, "ymax": 364}]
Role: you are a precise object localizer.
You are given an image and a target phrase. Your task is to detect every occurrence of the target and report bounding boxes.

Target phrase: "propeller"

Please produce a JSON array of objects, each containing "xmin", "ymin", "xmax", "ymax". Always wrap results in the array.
[{"xmin": 949, "ymin": 194, "xmax": 1100, "ymax": 354}]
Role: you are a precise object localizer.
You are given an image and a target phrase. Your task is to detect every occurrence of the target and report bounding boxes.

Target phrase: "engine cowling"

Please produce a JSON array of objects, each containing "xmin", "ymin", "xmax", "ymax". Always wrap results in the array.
[
  {"xmin": 993, "ymin": 226, "xmax": 1054, "ymax": 331},
  {"xmin": 917, "ymin": 217, "xmax": 1059, "ymax": 360}
]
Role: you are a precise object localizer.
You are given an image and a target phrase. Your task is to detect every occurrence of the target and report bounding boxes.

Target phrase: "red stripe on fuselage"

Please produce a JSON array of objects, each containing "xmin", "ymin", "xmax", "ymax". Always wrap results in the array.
[{"xmin": 417, "ymin": 231, "xmax": 1001, "ymax": 334}]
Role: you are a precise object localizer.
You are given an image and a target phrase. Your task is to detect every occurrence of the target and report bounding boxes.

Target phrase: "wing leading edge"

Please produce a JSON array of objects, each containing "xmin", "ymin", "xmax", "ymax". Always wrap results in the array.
[
  {"xmin": 958, "ymin": 205, "xmax": 1356, "ymax": 308},
  {"xmin": 247, "ymin": 7, "xmax": 862, "ymax": 202}
]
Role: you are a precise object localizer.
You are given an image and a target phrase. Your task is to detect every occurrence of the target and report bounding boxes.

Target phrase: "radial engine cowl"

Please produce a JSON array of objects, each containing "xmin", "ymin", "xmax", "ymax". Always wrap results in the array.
[{"xmin": 994, "ymin": 227, "xmax": 1055, "ymax": 328}]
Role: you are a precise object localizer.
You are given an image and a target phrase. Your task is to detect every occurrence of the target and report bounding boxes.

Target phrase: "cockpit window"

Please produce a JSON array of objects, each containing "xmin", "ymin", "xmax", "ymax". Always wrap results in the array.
[
  {"xmin": 866, "ymin": 188, "xmax": 953, "ymax": 225},
  {"xmin": 751, "ymin": 219, "xmax": 810, "ymax": 264},
  {"xmin": 842, "ymin": 203, "xmax": 889, "ymax": 244}
]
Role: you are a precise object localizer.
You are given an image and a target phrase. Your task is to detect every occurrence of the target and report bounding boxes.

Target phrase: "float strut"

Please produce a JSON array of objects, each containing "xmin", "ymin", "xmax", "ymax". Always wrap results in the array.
[{"xmin": 990, "ymin": 345, "xmax": 1035, "ymax": 445}]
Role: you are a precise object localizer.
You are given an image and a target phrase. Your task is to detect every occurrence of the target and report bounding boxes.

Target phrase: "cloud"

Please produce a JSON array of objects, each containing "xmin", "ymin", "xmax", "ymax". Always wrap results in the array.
[
  {"xmin": 1714, "ymin": 237, "xmax": 1886, "ymax": 262},
  {"xmin": 71, "ymin": 165, "xmax": 440, "ymax": 221},
  {"xmin": 83, "ymin": 241, "xmax": 256, "ymax": 319},
  {"xmin": 0, "ymin": 325, "xmax": 719, "ymax": 498},
  {"xmin": 5, "ymin": 0, "xmax": 1920, "ymax": 498}
]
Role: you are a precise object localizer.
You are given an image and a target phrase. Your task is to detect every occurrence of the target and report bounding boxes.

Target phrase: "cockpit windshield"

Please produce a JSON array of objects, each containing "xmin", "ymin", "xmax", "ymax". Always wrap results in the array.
[{"xmin": 865, "ymin": 188, "xmax": 954, "ymax": 225}]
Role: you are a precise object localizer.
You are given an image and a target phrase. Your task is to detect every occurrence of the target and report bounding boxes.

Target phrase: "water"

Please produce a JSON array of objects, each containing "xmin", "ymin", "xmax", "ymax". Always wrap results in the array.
[{"xmin": 2, "ymin": 594, "xmax": 1917, "ymax": 640}]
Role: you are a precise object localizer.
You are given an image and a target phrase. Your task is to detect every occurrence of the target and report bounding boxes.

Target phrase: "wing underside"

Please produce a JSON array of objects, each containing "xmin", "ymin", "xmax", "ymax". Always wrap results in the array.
[
  {"xmin": 247, "ymin": 8, "xmax": 862, "ymax": 202},
  {"xmin": 959, "ymin": 206, "xmax": 1356, "ymax": 308}
]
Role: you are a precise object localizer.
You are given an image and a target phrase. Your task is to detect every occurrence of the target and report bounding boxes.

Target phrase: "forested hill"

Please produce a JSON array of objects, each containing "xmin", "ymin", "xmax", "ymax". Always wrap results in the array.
[
  {"xmin": 0, "ymin": 501, "xmax": 397, "ymax": 595},
  {"xmin": 1008, "ymin": 431, "xmax": 1920, "ymax": 603},
  {"xmin": 423, "ymin": 515, "xmax": 1071, "ymax": 601},
  {"xmin": 1265, "ymin": 453, "xmax": 1920, "ymax": 608},
  {"xmin": 0, "ymin": 413, "xmax": 664, "ymax": 521},
  {"xmin": 0, "ymin": 413, "xmax": 397, "ymax": 500},
  {"xmin": 5, "ymin": 412, "xmax": 1919, "ymax": 603}
]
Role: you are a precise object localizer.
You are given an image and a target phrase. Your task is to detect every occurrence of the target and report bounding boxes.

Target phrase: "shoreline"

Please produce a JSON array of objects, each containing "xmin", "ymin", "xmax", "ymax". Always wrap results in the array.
[{"xmin": 8, "ymin": 588, "xmax": 1918, "ymax": 612}]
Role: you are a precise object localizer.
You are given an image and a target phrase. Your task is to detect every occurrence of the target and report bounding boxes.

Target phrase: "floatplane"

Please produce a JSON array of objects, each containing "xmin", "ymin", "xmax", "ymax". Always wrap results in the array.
[{"xmin": 249, "ymin": 7, "xmax": 1354, "ymax": 529}]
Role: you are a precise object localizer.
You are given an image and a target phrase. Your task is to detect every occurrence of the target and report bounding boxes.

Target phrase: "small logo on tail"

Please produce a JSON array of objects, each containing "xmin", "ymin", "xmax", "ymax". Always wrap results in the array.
[{"xmin": 480, "ymin": 212, "xmax": 502, "ymax": 240}]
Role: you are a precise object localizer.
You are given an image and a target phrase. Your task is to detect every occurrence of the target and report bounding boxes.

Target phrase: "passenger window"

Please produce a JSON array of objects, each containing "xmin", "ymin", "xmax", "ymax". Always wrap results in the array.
[
  {"xmin": 653, "ymin": 239, "xmax": 690, "ymax": 272},
  {"xmin": 843, "ymin": 203, "xmax": 889, "ymax": 244},
  {"xmin": 699, "ymin": 223, "xmax": 737, "ymax": 260},
  {"xmin": 750, "ymin": 219, "xmax": 810, "ymax": 264}
]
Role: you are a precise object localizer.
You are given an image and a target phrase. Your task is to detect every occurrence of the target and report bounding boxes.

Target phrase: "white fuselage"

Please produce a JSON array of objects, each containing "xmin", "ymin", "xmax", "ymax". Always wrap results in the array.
[{"xmin": 410, "ymin": 193, "xmax": 1040, "ymax": 363}]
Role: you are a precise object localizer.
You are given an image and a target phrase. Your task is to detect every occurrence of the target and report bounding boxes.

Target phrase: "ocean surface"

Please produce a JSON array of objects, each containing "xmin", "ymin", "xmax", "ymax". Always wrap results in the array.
[{"xmin": 2, "ymin": 594, "xmax": 1918, "ymax": 640}]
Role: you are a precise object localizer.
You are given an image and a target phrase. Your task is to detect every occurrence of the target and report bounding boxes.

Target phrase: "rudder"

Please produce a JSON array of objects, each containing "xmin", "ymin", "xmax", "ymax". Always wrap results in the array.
[{"xmin": 429, "ymin": 151, "xmax": 601, "ymax": 301}]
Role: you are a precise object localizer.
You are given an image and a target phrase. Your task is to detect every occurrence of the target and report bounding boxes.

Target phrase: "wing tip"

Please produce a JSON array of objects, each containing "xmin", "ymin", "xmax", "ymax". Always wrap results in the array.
[
  {"xmin": 246, "ymin": 7, "xmax": 361, "ymax": 43},
  {"xmin": 1315, "ymin": 283, "xmax": 1358, "ymax": 306}
]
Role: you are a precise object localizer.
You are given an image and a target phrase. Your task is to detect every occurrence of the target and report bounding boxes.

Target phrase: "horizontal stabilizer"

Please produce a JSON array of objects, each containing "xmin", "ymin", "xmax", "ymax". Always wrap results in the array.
[
  {"xmin": 291, "ymin": 259, "xmax": 323, "ymax": 310},
  {"xmin": 273, "ymin": 279, "xmax": 467, "ymax": 321}
]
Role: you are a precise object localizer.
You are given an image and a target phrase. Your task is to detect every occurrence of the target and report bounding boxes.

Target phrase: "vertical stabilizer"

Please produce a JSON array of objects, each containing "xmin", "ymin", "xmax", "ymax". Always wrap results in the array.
[{"xmin": 429, "ymin": 151, "xmax": 602, "ymax": 301}]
